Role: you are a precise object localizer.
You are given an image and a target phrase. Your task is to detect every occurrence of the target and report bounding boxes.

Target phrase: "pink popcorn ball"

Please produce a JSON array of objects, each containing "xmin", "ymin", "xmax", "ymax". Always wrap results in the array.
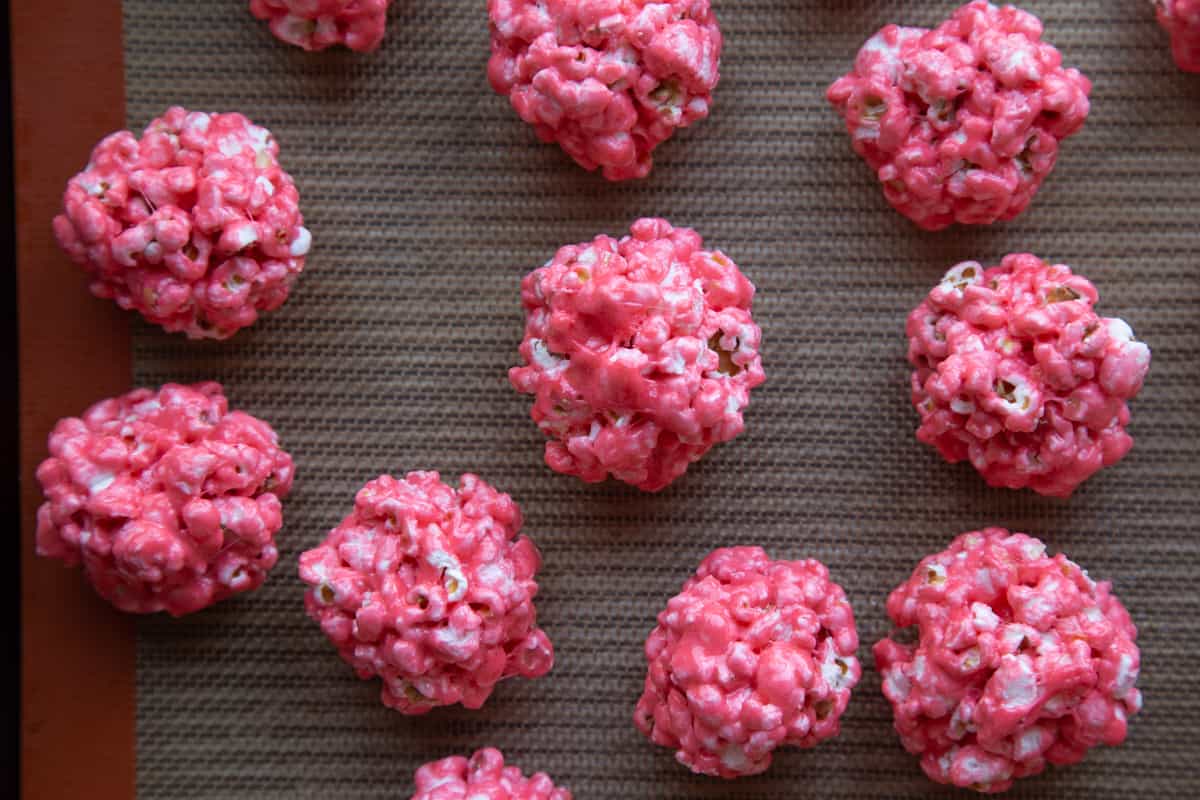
[
  {"xmin": 299, "ymin": 471, "xmax": 554, "ymax": 714},
  {"xmin": 875, "ymin": 529, "xmax": 1143, "ymax": 793},
  {"xmin": 411, "ymin": 748, "xmax": 572, "ymax": 800},
  {"xmin": 249, "ymin": 0, "xmax": 392, "ymax": 53},
  {"xmin": 34, "ymin": 382, "xmax": 295, "ymax": 616},
  {"xmin": 487, "ymin": 0, "xmax": 723, "ymax": 180},
  {"xmin": 907, "ymin": 253, "xmax": 1151, "ymax": 497},
  {"xmin": 1156, "ymin": 0, "xmax": 1200, "ymax": 72},
  {"xmin": 511, "ymin": 218, "xmax": 764, "ymax": 492},
  {"xmin": 827, "ymin": 1, "xmax": 1092, "ymax": 230},
  {"xmin": 52, "ymin": 106, "xmax": 311, "ymax": 339},
  {"xmin": 635, "ymin": 547, "xmax": 861, "ymax": 778}
]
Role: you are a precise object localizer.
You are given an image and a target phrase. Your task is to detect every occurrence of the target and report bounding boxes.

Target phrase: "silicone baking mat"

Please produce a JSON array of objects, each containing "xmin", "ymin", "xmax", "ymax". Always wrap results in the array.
[{"xmin": 126, "ymin": 1, "xmax": 1200, "ymax": 797}]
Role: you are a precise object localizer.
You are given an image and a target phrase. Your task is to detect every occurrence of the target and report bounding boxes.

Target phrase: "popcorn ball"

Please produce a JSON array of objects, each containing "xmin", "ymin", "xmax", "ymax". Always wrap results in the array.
[
  {"xmin": 249, "ymin": 0, "xmax": 392, "ymax": 53},
  {"xmin": 411, "ymin": 748, "xmax": 571, "ymax": 800},
  {"xmin": 827, "ymin": 1, "xmax": 1092, "ymax": 230},
  {"xmin": 487, "ymin": 0, "xmax": 723, "ymax": 180},
  {"xmin": 510, "ymin": 218, "xmax": 765, "ymax": 492},
  {"xmin": 299, "ymin": 472, "xmax": 554, "ymax": 713},
  {"xmin": 875, "ymin": 529, "xmax": 1142, "ymax": 793},
  {"xmin": 34, "ymin": 382, "xmax": 295, "ymax": 616},
  {"xmin": 907, "ymin": 254, "xmax": 1151, "ymax": 497},
  {"xmin": 635, "ymin": 547, "xmax": 861, "ymax": 778},
  {"xmin": 1156, "ymin": 0, "xmax": 1200, "ymax": 72},
  {"xmin": 52, "ymin": 106, "xmax": 311, "ymax": 339}
]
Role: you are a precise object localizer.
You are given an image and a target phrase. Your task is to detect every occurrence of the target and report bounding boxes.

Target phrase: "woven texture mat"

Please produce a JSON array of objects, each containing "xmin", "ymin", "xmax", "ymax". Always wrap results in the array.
[{"xmin": 126, "ymin": 1, "xmax": 1200, "ymax": 797}]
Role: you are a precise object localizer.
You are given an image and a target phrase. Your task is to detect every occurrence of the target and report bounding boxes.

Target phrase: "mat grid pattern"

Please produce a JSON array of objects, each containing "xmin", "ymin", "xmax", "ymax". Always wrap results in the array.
[{"xmin": 126, "ymin": 1, "xmax": 1200, "ymax": 797}]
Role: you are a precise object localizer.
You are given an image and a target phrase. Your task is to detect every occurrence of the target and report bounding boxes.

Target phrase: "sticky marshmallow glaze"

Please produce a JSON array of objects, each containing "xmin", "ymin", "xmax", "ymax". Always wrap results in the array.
[
  {"xmin": 875, "ymin": 529, "xmax": 1142, "ymax": 793},
  {"xmin": 249, "ymin": 0, "xmax": 393, "ymax": 53},
  {"xmin": 52, "ymin": 107, "xmax": 311, "ymax": 339},
  {"xmin": 907, "ymin": 254, "xmax": 1150, "ymax": 497},
  {"xmin": 510, "ymin": 218, "xmax": 765, "ymax": 492},
  {"xmin": 412, "ymin": 748, "xmax": 572, "ymax": 800},
  {"xmin": 35, "ymin": 382, "xmax": 294, "ymax": 616},
  {"xmin": 635, "ymin": 547, "xmax": 861, "ymax": 778},
  {"xmin": 827, "ymin": 1, "xmax": 1091, "ymax": 230},
  {"xmin": 299, "ymin": 472, "xmax": 554, "ymax": 714},
  {"xmin": 1156, "ymin": 0, "xmax": 1200, "ymax": 72},
  {"xmin": 487, "ymin": 0, "xmax": 722, "ymax": 180}
]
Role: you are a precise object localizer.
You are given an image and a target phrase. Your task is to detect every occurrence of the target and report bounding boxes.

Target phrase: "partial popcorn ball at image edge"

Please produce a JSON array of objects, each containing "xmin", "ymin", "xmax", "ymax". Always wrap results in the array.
[
  {"xmin": 510, "ymin": 217, "xmax": 765, "ymax": 492},
  {"xmin": 249, "ymin": 0, "xmax": 393, "ymax": 52},
  {"xmin": 35, "ymin": 382, "xmax": 295, "ymax": 616},
  {"xmin": 875, "ymin": 529, "xmax": 1142, "ymax": 793},
  {"xmin": 52, "ymin": 106, "xmax": 311, "ymax": 339},
  {"xmin": 411, "ymin": 748, "xmax": 572, "ymax": 800},
  {"xmin": 487, "ymin": 0, "xmax": 722, "ymax": 180},
  {"xmin": 907, "ymin": 254, "xmax": 1150, "ymax": 497},
  {"xmin": 299, "ymin": 472, "xmax": 554, "ymax": 714},
  {"xmin": 827, "ymin": 1, "xmax": 1091, "ymax": 230},
  {"xmin": 1157, "ymin": 0, "xmax": 1200, "ymax": 72},
  {"xmin": 635, "ymin": 547, "xmax": 861, "ymax": 778}
]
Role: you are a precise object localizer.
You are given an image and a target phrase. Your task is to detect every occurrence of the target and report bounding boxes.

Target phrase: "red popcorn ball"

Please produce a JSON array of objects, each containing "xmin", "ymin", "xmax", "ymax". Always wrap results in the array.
[
  {"xmin": 875, "ymin": 529, "xmax": 1142, "ymax": 793},
  {"xmin": 487, "ymin": 0, "xmax": 723, "ymax": 180},
  {"xmin": 411, "ymin": 748, "xmax": 571, "ymax": 800},
  {"xmin": 249, "ymin": 0, "xmax": 392, "ymax": 53},
  {"xmin": 635, "ymin": 547, "xmax": 861, "ymax": 778},
  {"xmin": 510, "ymin": 218, "xmax": 765, "ymax": 492},
  {"xmin": 907, "ymin": 254, "xmax": 1151, "ymax": 497},
  {"xmin": 34, "ymin": 382, "xmax": 295, "ymax": 616},
  {"xmin": 299, "ymin": 472, "xmax": 554, "ymax": 714},
  {"xmin": 827, "ymin": 1, "xmax": 1091, "ymax": 230},
  {"xmin": 1156, "ymin": 0, "xmax": 1200, "ymax": 72},
  {"xmin": 52, "ymin": 106, "xmax": 311, "ymax": 339}
]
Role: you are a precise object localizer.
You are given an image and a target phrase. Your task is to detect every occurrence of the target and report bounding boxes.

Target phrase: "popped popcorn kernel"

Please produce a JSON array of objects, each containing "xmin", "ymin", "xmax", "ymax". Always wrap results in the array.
[
  {"xmin": 34, "ymin": 382, "xmax": 294, "ymax": 616},
  {"xmin": 907, "ymin": 253, "xmax": 1150, "ymax": 497},
  {"xmin": 487, "ymin": 0, "xmax": 723, "ymax": 180},
  {"xmin": 412, "ymin": 748, "xmax": 572, "ymax": 800},
  {"xmin": 1156, "ymin": 0, "xmax": 1200, "ymax": 72},
  {"xmin": 510, "ymin": 218, "xmax": 765, "ymax": 492},
  {"xmin": 876, "ymin": 529, "xmax": 1142, "ymax": 793},
  {"xmin": 249, "ymin": 0, "xmax": 392, "ymax": 52},
  {"xmin": 827, "ymin": 1, "xmax": 1092, "ymax": 230},
  {"xmin": 299, "ymin": 472, "xmax": 554, "ymax": 714},
  {"xmin": 52, "ymin": 107, "xmax": 310, "ymax": 339},
  {"xmin": 635, "ymin": 547, "xmax": 861, "ymax": 778}
]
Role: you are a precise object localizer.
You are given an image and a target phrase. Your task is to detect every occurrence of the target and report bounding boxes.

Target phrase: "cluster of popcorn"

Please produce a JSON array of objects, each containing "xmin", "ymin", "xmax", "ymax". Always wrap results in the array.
[
  {"xmin": 907, "ymin": 253, "xmax": 1151, "ymax": 497},
  {"xmin": 299, "ymin": 472, "xmax": 554, "ymax": 713},
  {"xmin": 487, "ymin": 0, "xmax": 723, "ymax": 180},
  {"xmin": 1156, "ymin": 0, "xmax": 1200, "ymax": 72},
  {"xmin": 411, "ymin": 748, "xmax": 572, "ymax": 800},
  {"xmin": 875, "ymin": 529, "xmax": 1142, "ymax": 793},
  {"xmin": 510, "ymin": 218, "xmax": 764, "ymax": 492},
  {"xmin": 827, "ymin": 1, "xmax": 1092, "ymax": 230},
  {"xmin": 635, "ymin": 547, "xmax": 861, "ymax": 778},
  {"xmin": 249, "ymin": 0, "xmax": 393, "ymax": 53},
  {"xmin": 35, "ymin": 382, "xmax": 294, "ymax": 616},
  {"xmin": 52, "ymin": 107, "xmax": 311, "ymax": 339}
]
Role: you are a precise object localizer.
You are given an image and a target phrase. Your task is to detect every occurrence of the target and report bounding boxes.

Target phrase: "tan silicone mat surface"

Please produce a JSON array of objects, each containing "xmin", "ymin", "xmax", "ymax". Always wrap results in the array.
[{"xmin": 126, "ymin": 1, "xmax": 1200, "ymax": 797}]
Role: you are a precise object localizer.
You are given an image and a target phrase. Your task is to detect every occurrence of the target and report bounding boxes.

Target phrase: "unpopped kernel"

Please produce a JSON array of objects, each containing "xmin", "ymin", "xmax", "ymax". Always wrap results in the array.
[
  {"xmin": 52, "ymin": 107, "xmax": 311, "ymax": 339},
  {"xmin": 487, "ymin": 0, "xmax": 723, "ymax": 180},
  {"xmin": 249, "ymin": 0, "xmax": 392, "ymax": 52},
  {"xmin": 299, "ymin": 472, "xmax": 554, "ymax": 714},
  {"xmin": 1156, "ymin": 0, "xmax": 1200, "ymax": 72},
  {"xmin": 907, "ymin": 254, "xmax": 1150, "ymax": 497},
  {"xmin": 35, "ymin": 382, "xmax": 294, "ymax": 616},
  {"xmin": 827, "ymin": 1, "xmax": 1091, "ymax": 230},
  {"xmin": 411, "ymin": 748, "xmax": 572, "ymax": 800},
  {"xmin": 510, "ymin": 218, "xmax": 765, "ymax": 492},
  {"xmin": 635, "ymin": 547, "xmax": 861, "ymax": 778},
  {"xmin": 875, "ymin": 529, "xmax": 1142, "ymax": 793}
]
